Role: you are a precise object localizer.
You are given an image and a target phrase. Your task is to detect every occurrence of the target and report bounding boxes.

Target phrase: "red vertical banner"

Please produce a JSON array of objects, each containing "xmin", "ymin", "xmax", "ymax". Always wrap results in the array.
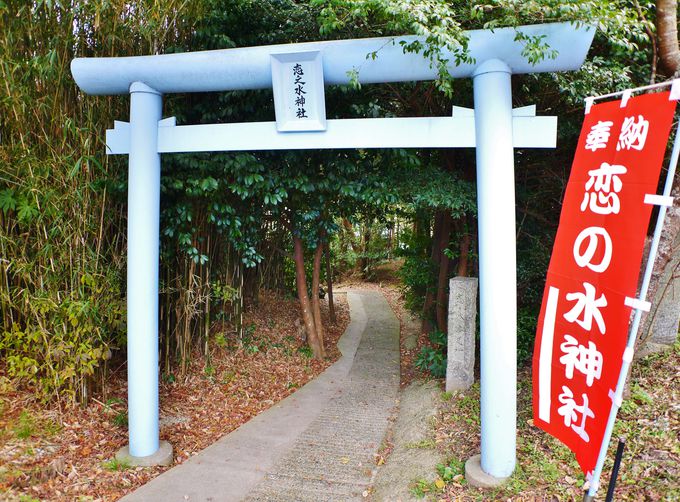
[{"xmin": 532, "ymin": 91, "xmax": 677, "ymax": 477}]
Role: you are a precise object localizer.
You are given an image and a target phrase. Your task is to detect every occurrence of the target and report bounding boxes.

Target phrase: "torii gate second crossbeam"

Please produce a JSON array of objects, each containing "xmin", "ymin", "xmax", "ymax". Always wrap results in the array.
[{"xmin": 71, "ymin": 21, "xmax": 595, "ymax": 486}]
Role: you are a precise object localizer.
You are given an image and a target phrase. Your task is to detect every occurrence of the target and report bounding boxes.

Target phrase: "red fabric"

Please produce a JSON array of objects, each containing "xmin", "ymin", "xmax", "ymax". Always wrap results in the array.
[{"xmin": 532, "ymin": 92, "xmax": 677, "ymax": 476}]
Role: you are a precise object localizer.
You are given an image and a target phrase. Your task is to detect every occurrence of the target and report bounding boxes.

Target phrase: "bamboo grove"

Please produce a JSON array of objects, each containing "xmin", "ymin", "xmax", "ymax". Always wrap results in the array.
[
  {"xmin": 0, "ymin": 1, "xmax": 222, "ymax": 403},
  {"xmin": 0, "ymin": 0, "xmax": 393, "ymax": 402}
]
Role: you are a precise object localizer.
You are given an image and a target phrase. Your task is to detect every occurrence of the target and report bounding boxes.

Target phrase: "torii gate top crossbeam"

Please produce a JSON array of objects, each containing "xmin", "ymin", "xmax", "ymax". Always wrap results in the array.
[{"xmin": 71, "ymin": 22, "xmax": 594, "ymax": 95}]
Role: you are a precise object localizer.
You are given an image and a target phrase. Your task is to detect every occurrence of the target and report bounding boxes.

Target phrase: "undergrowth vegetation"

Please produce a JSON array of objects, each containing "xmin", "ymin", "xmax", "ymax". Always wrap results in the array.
[{"xmin": 414, "ymin": 330, "xmax": 448, "ymax": 379}]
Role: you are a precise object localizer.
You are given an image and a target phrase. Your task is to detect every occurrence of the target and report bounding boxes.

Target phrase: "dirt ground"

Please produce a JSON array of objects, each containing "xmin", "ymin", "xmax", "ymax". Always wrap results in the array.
[
  {"xmin": 429, "ymin": 343, "xmax": 679, "ymax": 501},
  {"xmin": 0, "ymin": 291, "xmax": 349, "ymax": 501}
]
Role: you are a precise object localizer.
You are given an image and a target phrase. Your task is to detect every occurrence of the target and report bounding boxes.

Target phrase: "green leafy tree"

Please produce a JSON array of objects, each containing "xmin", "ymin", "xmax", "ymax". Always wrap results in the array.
[{"xmin": 312, "ymin": 0, "xmax": 665, "ymax": 357}]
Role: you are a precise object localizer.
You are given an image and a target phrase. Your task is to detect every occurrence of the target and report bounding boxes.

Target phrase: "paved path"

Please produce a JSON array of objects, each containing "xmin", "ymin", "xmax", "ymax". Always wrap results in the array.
[{"xmin": 121, "ymin": 290, "xmax": 400, "ymax": 502}]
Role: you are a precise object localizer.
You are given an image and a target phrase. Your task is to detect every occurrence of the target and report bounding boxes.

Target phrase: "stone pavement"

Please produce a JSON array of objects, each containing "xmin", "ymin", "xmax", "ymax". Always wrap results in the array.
[{"xmin": 121, "ymin": 290, "xmax": 400, "ymax": 502}]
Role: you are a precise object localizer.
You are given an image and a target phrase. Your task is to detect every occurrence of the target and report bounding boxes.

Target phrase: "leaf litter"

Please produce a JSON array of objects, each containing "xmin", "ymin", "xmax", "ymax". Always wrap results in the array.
[{"xmin": 0, "ymin": 290, "xmax": 349, "ymax": 501}]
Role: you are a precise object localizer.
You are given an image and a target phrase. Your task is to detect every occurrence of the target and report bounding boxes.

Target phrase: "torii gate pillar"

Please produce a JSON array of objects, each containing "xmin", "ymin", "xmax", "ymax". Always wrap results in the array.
[
  {"xmin": 114, "ymin": 82, "xmax": 174, "ymax": 466},
  {"xmin": 127, "ymin": 83, "xmax": 163, "ymax": 459},
  {"xmin": 472, "ymin": 59, "xmax": 517, "ymax": 481}
]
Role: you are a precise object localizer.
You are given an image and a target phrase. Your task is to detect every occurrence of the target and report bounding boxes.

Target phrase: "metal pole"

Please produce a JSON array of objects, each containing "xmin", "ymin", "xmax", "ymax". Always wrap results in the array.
[
  {"xmin": 473, "ymin": 59, "xmax": 517, "ymax": 479},
  {"xmin": 127, "ymin": 81, "xmax": 162, "ymax": 457},
  {"xmin": 586, "ymin": 116, "xmax": 680, "ymax": 498},
  {"xmin": 605, "ymin": 438, "xmax": 626, "ymax": 502},
  {"xmin": 587, "ymin": 79, "xmax": 677, "ymax": 103}
]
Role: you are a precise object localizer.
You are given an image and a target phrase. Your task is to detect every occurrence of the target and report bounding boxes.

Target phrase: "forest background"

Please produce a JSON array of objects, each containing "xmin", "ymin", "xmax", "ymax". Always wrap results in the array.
[{"xmin": 0, "ymin": 0, "xmax": 678, "ymax": 404}]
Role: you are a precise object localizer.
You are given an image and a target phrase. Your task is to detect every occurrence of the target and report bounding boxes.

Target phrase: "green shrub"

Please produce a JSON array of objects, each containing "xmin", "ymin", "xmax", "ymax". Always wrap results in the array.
[
  {"xmin": 428, "ymin": 329, "xmax": 447, "ymax": 347},
  {"xmin": 415, "ymin": 330, "xmax": 447, "ymax": 378},
  {"xmin": 399, "ymin": 255, "xmax": 435, "ymax": 314},
  {"xmin": 13, "ymin": 410, "xmax": 36, "ymax": 439},
  {"xmin": 436, "ymin": 458, "xmax": 465, "ymax": 482},
  {"xmin": 102, "ymin": 458, "xmax": 131, "ymax": 471},
  {"xmin": 0, "ymin": 287, "xmax": 123, "ymax": 403},
  {"xmin": 517, "ymin": 307, "xmax": 538, "ymax": 364},
  {"xmin": 415, "ymin": 346, "xmax": 446, "ymax": 377},
  {"xmin": 113, "ymin": 412, "xmax": 128, "ymax": 428}
]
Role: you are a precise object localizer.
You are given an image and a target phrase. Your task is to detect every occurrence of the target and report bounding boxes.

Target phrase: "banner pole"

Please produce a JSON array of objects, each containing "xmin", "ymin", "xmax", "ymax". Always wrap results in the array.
[
  {"xmin": 605, "ymin": 438, "xmax": 626, "ymax": 502},
  {"xmin": 585, "ymin": 113, "xmax": 680, "ymax": 500},
  {"xmin": 586, "ymin": 78, "xmax": 677, "ymax": 102}
]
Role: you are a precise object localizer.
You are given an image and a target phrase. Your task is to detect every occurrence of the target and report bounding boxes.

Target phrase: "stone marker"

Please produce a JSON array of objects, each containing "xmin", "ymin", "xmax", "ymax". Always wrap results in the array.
[
  {"xmin": 639, "ymin": 206, "xmax": 680, "ymax": 356},
  {"xmin": 640, "ymin": 256, "xmax": 680, "ymax": 354},
  {"xmin": 446, "ymin": 277, "xmax": 478, "ymax": 392},
  {"xmin": 646, "ymin": 273, "xmax": 680, "ymax": 347}
]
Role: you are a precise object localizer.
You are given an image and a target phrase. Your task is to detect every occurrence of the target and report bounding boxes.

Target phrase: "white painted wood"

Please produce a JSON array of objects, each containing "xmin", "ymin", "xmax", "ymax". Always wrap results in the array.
[
  {"xmin": 624, "ymin": 296, "xmax": 651, "ymax": 312},
  {"xmin": 512, "ymin": 105, "xmax": 536, "ymax": 116},
  {"xmin": 158, "ymin": 117, "xmax": 176, "ymax": 127},
  {"xmin": 453, "ymin": 105, "xmax": 537, "ymax": 117},
  {"xmin": 106, "ymin": 121, "xmax": 130, "ymax": 155},
  {"xmin": 452, "ymin": 106, "xmax": 475, "ymax": 117},
  {"xmin": 644, "ymin": 194, "xmax": 675, "ymax": 207},
  {"xmin": 271, "ymin": 51, "xmax": 327, "ymax": 132}
]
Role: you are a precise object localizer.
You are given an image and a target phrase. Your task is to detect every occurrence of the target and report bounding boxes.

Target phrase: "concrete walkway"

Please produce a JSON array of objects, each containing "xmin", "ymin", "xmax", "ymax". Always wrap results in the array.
[{"xmin": 121, "ymin": 290, "xmax": 400, "ymax": 502}]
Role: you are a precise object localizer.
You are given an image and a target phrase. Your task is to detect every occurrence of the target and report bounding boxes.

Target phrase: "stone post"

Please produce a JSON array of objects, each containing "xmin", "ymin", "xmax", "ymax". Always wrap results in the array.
[
  {"xmin": 639, "ymin": 200, "xmax": 680, "ymax": 354},
  {"xmin": 446, "ymin": 277, "xmax": 478, "ymax": 392}
]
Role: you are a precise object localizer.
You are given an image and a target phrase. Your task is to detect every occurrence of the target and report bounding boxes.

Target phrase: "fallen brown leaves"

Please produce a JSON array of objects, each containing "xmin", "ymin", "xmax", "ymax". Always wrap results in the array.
[
  {"xmin": 433, "ymin": 343, "xmax": 680, "ymax": 501},
  {"xmin": 0, "ymin": 290, "xmax": 349, "ymax": 501}
]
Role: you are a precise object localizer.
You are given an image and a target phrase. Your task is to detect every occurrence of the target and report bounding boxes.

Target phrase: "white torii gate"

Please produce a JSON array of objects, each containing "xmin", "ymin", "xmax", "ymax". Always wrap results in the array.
[{"xmin": 71, "ymin": 22, "xmax": 594, "ymax": 485}]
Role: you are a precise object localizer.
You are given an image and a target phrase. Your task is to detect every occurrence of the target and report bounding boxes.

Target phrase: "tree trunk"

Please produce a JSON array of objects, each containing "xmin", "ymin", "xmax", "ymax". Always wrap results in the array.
[
  {"xmin": 387, "ymin": 220, "xmax": 394, "ymax": 259},
  {"xmin": 325, "ymin": 241, "xmax": 336, "ymax": 324},
  {"xmin": 311, "ymin": 242, "xmax": 326, "ymax": 357},
  {"xmin": 657, "ymin": 0, "xmax": 680, "ymax": 76},
  {"xmin": 342, "ymin": 218, "xmax": 359, "ymax": 274},
  {"xmin": 421, "ymin": 210, "xmax": 443, "ymax": 334},
  {"xmin": 293, "ymin": 235, "xmax": 323, "ymax": 359},
  {"xmin": 435, "ymin": 211, "xmax": 453, "ymax": 333},
  {"xmin": 457, "ymin": 218, "xmax": 471, "ymax": 277},
  {"xmin": 360, "ymin": 220, "xmax": 372, "ymax": 278},
  {"xmin": 342, "ymin": 218, "xmax": 356, "ymax": 247}
]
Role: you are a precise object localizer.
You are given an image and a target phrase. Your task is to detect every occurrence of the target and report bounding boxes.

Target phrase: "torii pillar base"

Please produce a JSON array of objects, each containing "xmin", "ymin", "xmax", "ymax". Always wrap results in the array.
[
  {"xmin": 465, "ymin": 454, "xmax": 510, "ymax": 488},
  {"xmin": 116, "ymin": 441, "xmax": 174, "ymax": 467}
]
